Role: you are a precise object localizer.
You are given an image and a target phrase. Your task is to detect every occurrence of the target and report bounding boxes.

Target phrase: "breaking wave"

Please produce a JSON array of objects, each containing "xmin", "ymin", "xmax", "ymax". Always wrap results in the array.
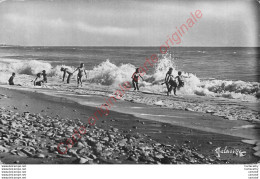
[
  {"xmin": 87, "ymin": 59, "xmax": 135, "ymax": 86},
  {"xmin": 0, "ymin": 58, "xmax": 72, "ymax": 84},
  {"xmin": 0, "ymin": 55, "xmax": 259, "ymax": 101}
]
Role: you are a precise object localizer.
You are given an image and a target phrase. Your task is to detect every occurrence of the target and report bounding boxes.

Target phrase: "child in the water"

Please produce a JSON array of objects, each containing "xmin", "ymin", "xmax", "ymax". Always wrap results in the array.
[
  {"xmin": 165, "ymin": 68, "xmax": 172, "ymax": 92},
  {"xmin": 132, "ymin": 68, "xmax": 144, "ymax": 91},
  {"xmin": 73, "ymin": 63, "xmax": 87, "ymax": 87},
  {"xmin": 175, "ymin": 71, "xmax": 190, "ymax": 89},
  {"xmin": 61, "ymin": 67, "xmax": 73, "ymax": 84},
  {"xmin": 165, "ymin": 68, "xmax": 177, "ymax": 96},
  {"xmin": 42, "ymin": 70, "xmax": 47, "ymax": 83},
  {"xmin": 34, "ymin": 73, "xmax": 44, "ymax": 86},
  {"xmin": 171, "ymin": 71, "xmax": 190, "ymax": 95},
  {"xmin": 8, "ymin": 73, "xmax": 15, "ymax": 85}
]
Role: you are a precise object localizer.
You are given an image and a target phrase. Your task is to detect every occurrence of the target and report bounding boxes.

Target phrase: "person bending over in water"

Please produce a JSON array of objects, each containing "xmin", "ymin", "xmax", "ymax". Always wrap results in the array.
[
  {"xmin": 132, "ymin": 68, "xmax": 144, "ymax": 91},
  {"xmin": 8, "ymin": 73, "xmax": 15, "ymax": 85},
  {"xmin": 34, "ymin": 73, "xmax": 44, "ymax": 86},
  {"xmin": 42, "ymin": 70, "xmax": 47, "ymax": 83},
  {"xmin": 61, "ymin": 67, "xmax": 73, "ymax": 84},
  {"xmin": 165, "ymin": 68, "xmax": 178, "ymax": 96},
  {"xmin": 73, "ymin": 63, "xmax": 87, "ymax": 87}
]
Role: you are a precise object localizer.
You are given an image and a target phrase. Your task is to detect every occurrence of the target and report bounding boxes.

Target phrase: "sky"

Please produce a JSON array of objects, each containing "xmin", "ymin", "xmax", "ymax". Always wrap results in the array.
[{"xmin": 0, "ymin": 0, "xmax": 259, "ymax": 47}]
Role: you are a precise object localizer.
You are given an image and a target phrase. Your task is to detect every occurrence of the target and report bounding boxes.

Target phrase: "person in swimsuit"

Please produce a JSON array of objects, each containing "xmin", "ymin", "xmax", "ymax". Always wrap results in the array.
[
  {"xmin": 8, "ymin": 73, "xmax": 15, "ymax": 85},
  {"xmin": 132, "ymin": 68, "xmax": 144, "ymax": 91},
  {"xmin": 34, "ymin": 73, "xmax": 44, "ymax": 86},
  {"xmin": 165, "ymin": 68, "xmax": 173, "ymax": 92},
  {"xmin": 42, "ymin": 70, "xmax": 47, "ymax": 83},
  {"xmin": 175, "ymin": 71, "xmax": 190, "ymax": 89},
  {"xmin": 73, "ymin": 63, "xmax": 87, "ymax": 87},
  {"xmin": 61, "ymin": 67, "xmax": 73, "ymax": 84},
  {"xmin": 165, "ymin": 68, "xmax": 177, "ymax": 96}
]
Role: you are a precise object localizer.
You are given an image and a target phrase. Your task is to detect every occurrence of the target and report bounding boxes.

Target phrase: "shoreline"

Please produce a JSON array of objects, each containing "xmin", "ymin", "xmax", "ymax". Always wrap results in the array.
[
  {"xmin": 2, "ymin": 84, "xmax": 259, "ymax": 140},
  {"xmin": 0, "ymin": 86, "xmax": 259, "ymax": 164}
]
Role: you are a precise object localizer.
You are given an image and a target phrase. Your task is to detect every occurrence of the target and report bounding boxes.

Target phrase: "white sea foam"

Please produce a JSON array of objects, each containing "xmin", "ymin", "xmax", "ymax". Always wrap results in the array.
[
  {"xmin": 0, "ymin": 58, "xmax": 74, "ymax": 84},
  {"xmin": 0, "ymin": 54, "xmax": 259, "ymax": 101},
  {"xmin": 87, "ymin": 59, "xmax": 135, "ymax": 86}
]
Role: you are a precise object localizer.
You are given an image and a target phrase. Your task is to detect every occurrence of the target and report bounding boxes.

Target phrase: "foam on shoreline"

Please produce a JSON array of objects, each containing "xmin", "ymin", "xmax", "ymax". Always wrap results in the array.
[{"xmin": 0, "ymin": 54, "xmax": 259, "ymax": 101}]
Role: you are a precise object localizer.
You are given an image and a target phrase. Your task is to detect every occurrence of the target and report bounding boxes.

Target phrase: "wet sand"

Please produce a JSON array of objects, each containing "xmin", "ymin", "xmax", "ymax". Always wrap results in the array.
[{"xmin": 0, "ymin": 86, "xmax": 259, "ymax": 164}]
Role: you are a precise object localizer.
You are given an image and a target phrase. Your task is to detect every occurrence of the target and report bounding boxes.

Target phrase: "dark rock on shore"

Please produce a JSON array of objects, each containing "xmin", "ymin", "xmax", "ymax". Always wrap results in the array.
[{"xmin": 0, "ymin": 106, "xmax": 224, "ymax": 164}]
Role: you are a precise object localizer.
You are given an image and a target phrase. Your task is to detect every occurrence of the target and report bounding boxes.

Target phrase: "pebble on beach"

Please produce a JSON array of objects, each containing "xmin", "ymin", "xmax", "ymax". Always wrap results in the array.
[{"xmin": 0, "ymin": 105, "xmax": 224, "ymax": 164}]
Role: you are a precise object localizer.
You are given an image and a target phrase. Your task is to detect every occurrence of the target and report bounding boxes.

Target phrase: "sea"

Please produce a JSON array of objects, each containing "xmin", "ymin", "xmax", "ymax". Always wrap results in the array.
[{"xmin": 0, "ymin": 46, "xmax": 259, "ymax": 101}]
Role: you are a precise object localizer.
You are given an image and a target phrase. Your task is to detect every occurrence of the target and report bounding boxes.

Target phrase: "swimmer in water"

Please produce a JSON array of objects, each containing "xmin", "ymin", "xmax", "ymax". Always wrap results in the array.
[
  {"xmin": 165, "ymin": 68, "xmax": 173, "ymax": 93},
  {"xmin": 165, "ymin": 68, "xmax": 178, "ymax": 96},
  {"xmin": 34, "ymin": 73, "xmax": 44, "ymax": 86},
  {"xmin": 173, "ymin": 71, "xmax": 190, "ymax": 95},
  {"xmin": 175, "ymin": 71, "xmax": 190, "ymax": 89},
  {"xmin": 8, "ymin": 73, "xmax": 15, "ymax": 85},
  {"xmin": 132, "ymin": 68, "xmax": 144, "ymax": 91},
  {"xmin": 61, "ymin": 67, "xmax": 73, "ymax": 84},
  {"xmin": 73, "ymin": 63, "xmax": 87, "ymax": 87},
  {"xmin": 42, "ymin": 70, "xmax": 47, "ymax": 83}
]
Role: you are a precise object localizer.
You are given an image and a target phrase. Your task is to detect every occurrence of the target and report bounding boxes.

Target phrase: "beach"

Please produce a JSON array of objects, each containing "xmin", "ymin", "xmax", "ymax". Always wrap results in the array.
[
  {"xmin": 0, "ymin": 85, "xmax": 259, "ymax": 164},
  {"xmin": 0, "ymin": 46, "xmax": 259, "ymax": 164},
  {"xmin": 0, "ymin": 1, "xmax": 260, "ymax": 179}
]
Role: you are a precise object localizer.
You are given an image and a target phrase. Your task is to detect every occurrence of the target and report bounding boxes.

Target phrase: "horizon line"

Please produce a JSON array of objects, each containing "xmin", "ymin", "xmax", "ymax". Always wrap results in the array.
[{"xmin": 0, "ymin": 44, "xmax": 259, "ymax": 48}]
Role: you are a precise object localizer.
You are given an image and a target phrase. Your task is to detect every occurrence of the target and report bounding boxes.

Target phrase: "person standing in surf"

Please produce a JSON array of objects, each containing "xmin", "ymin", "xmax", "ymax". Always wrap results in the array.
[
  {"xmin": 175, "ymin": 71, "xmax": 190, "ymax": 89},
  {"xmin": 8, "ymin": 73, "xmax": 15, "ymax": 85},
  {"xmin": 61, "ymin": 67, "xmax": 73, "ymax": 84},
  {"xmin": 165, "ymin": 68, "xmax": 173, "ymax": 92},
  {"xmin": 42, "ymin": 70, "xmax": 47, "ymax": 83},
  {"xmin": 132, "ymin": 68, "xmax": 144, "ymax": 91},
  {"xmin": 73, "ymin": 63, "xmax": 87, "ymax": 87},
  {"xmin": 165, "ymin": 67, "xmax": 177, "ymax": 96}
]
